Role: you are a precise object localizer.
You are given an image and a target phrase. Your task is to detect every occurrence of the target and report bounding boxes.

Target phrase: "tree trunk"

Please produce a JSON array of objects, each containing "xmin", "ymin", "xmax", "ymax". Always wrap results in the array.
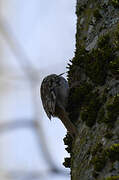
[{"xmin": 64, "ymin": 0, "xmax": 119, "ymax": 179}]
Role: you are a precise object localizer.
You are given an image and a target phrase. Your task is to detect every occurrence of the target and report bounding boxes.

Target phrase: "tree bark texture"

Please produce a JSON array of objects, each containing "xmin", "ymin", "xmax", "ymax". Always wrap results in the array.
[{"xmin": 64, "ymin": 0, "xmax": 119, "ymax": 180}]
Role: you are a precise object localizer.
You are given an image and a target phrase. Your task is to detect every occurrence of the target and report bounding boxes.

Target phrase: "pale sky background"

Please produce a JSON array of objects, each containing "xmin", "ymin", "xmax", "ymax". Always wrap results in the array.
[{"xmin": 0, "ymin": 0, "xmax": 76, "ymax": 179}]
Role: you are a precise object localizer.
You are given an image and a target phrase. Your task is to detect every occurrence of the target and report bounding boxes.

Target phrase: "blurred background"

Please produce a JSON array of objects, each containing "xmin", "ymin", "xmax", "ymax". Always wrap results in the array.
[{"xmin": 0, "ymin": 0, "xmax": 76, "ymax": 179}]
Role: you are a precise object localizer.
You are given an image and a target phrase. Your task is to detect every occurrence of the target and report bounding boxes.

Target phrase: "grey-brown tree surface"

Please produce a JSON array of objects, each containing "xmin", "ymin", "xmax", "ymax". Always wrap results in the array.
[{"xmin": 65, "ymin": 0, "xmax": 119, "ymax": 180}]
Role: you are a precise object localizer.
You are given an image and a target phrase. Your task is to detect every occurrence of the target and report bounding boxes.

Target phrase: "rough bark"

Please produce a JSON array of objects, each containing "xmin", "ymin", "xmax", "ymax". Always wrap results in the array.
[{"xmin": 64, "ymin": 0, "xmax": 119, "ymax": 180}]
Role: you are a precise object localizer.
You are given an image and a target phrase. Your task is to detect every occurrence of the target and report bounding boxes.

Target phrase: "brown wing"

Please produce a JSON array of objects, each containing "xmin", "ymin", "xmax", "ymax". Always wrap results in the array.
[{"xmin": 40, "ymin": 76, "xmax": 57, "ymax": 119}]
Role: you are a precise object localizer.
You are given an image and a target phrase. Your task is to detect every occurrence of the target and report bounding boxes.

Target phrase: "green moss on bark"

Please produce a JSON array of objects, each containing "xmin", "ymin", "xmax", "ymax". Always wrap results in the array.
[
  {"xmin": 107, "ymin": 144, "xmax": 119, "ymax": 162},
  {"xmin": 66, "ymin": 82, "xmax": 93, "ymax": 123},
  {"xmin": 105, "ymin": 176, "xmax": 119, "ymax": 180},
  {"xmin": 66, "ymin": 1, "xmax": 119, "ymax": 179},
  {"xmin": 67, "ymin": 32, "xmax": 117, "ymax": 86},
  {"xmin": 90, "ymin": 143, "xmax": 108, "ymax": 174},
  {"xmin": 80, "ymin": 91, "xmax": 102, "ymax": 127}
]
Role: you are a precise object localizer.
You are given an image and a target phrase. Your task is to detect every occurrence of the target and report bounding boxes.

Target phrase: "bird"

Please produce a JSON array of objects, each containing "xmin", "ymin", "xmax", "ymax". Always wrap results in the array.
[{"xmin": 40, "ymin": 74, "xmax": 78, "ymax": 139}]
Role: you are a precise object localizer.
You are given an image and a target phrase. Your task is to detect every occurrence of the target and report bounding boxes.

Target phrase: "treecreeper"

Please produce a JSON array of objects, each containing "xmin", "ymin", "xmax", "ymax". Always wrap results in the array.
[{"xmin": 40, "ymin": 74, "xmax": 78, "ymax": 139}]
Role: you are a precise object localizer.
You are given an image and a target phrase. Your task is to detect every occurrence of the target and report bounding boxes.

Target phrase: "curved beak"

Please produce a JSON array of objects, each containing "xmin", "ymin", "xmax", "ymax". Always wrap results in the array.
[{"xmin": 58, "ymin": 71, "xmax": 68, "ymax": 76}]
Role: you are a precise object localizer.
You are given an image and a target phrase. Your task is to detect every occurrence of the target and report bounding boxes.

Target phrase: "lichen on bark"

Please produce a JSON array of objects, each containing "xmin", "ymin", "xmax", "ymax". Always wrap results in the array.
[{"xmin": 64, "ymin": 0, "xmax": 119, "ymax": 179}]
